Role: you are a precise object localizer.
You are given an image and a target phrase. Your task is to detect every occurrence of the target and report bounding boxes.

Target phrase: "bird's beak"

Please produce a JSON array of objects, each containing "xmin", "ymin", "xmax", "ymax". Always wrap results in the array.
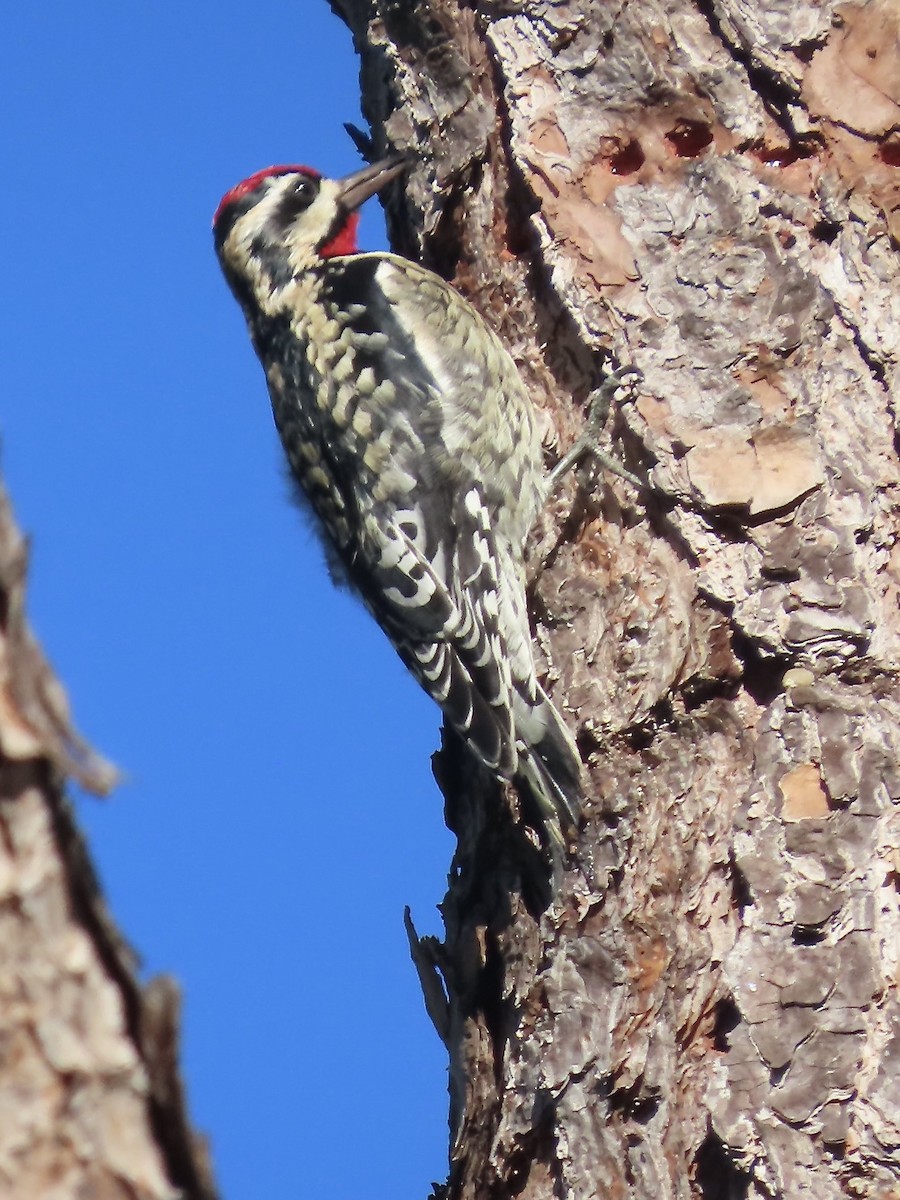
[{"xmin": 336, "ymin": 155, "xmax": 408, "ymax": 212}]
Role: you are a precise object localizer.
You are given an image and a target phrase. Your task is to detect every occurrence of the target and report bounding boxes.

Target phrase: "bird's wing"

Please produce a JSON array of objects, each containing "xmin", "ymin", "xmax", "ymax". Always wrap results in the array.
[
  {"xmin": 320, "ymin": 254, "xmax": 534, "ymax": 776},
  {"xmin": 353, "ymin": 480, "xmax": 517, "ymax": 779},
  {"xmin": 325, "ymin": 254, "xmax": 540, "ymax": 534}
]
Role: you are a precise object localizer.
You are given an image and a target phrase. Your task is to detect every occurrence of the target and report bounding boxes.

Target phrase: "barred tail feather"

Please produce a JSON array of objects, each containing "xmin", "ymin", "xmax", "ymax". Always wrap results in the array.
[{"xmin": 515, "ymin": 688, "xmax": 584, "ymax": 858}]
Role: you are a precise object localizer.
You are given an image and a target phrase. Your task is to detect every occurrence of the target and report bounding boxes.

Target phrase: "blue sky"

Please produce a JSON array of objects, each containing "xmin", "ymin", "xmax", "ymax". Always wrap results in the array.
[{"xmin": 5, "ymin": 5, "xmax": 451, "ymax": 1196}]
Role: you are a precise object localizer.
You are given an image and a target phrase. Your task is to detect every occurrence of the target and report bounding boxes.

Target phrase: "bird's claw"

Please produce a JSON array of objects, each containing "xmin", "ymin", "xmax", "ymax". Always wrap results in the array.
[{"xmin": 546, "ymin": 367, "xmax": 642, "ymax": 495}]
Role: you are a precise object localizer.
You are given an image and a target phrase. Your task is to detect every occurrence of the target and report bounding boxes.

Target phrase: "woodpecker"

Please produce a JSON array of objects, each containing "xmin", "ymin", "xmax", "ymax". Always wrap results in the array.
[{"xmin": 213, "ymin": 155, "xmax": 583, "ymax": 866}]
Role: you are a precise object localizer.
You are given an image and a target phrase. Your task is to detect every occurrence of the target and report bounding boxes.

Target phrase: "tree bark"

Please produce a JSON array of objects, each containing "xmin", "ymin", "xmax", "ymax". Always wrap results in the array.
[
  {"xmin": 330, "ymin": 1, "xmax": 900, "ymax": 1196},
  {"xmin": 0, "ymin": 491, "xmax": 216, "ymax": 1199}
]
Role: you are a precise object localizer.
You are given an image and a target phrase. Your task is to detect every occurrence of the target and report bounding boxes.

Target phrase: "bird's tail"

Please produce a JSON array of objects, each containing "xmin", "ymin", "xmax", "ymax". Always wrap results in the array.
[{"xmin": 514, "ymin": 686, "xmax": 584, "ymax": 872}]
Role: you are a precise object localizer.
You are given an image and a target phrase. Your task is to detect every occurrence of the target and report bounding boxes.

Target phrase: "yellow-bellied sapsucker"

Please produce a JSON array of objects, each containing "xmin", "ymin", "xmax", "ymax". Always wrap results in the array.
[{"xmin": 213, "ymin": 155, "xmax": 583, "ymax": 865}]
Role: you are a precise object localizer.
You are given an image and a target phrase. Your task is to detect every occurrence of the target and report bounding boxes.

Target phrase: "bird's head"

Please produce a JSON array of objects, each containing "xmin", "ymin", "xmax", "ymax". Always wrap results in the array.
[{"xmin": 213, "ymin": 156, "xmax": 407, "ymax": 292}]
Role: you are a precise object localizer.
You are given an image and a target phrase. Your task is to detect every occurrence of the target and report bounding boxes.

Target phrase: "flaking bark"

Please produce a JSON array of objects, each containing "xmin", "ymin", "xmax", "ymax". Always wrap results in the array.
[
  {"xmin": 0, "ymin": 489, "xmax": 216, "ymax": 1200},
  {"xmin": 329, "ymin": 0, "xmax": 900, "ymax": 1197}
]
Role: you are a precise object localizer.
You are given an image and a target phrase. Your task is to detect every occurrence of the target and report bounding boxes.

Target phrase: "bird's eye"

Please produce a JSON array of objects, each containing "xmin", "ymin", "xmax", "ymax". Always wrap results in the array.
[
  {"xmin": 273, "ymin": 175, "xmax": 321, "ymax": 230},
  {"xmin": 293, "ymin": 176, "xmax": 320, "ymax": 206}
]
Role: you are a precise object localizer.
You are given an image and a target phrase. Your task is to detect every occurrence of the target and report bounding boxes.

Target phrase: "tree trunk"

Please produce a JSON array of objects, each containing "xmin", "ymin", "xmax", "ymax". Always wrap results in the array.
[
  {"xmin": 330, "ymin": 0, "xmax": 900, "ymax": 1196},
  {"xmin": 0, "ymin": 491, "xmax": 216, "ymax": 1199}
]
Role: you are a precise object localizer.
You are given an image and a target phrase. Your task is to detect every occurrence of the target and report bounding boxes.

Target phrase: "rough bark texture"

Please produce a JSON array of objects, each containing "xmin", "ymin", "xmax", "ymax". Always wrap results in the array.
[
  {"xmin": 330, "ymin": 1, "xmax": 900, "ymax": 1197},
  {"xmin": 0, "ymin": 491, "xmax": 216, "ymax": 1200}
]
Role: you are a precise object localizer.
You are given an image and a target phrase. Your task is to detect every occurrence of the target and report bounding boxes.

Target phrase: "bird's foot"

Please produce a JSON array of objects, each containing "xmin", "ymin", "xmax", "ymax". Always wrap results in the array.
[{"xmin": 546, "ymin": 367, "xmax": 642, "ymax": 496}]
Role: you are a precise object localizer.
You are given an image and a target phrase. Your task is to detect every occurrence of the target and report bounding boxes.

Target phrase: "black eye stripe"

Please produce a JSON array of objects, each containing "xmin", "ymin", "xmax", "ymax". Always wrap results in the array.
[{"xmin": 213, "ymin": 189, "xmax": 261, "ymax": 247}]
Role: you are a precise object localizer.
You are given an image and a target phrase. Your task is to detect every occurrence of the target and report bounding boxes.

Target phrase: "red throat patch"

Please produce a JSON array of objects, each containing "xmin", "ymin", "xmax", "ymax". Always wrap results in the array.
[{"xmin": 320, "ymin": 212, "xmax": 360, "ymax": 258}]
